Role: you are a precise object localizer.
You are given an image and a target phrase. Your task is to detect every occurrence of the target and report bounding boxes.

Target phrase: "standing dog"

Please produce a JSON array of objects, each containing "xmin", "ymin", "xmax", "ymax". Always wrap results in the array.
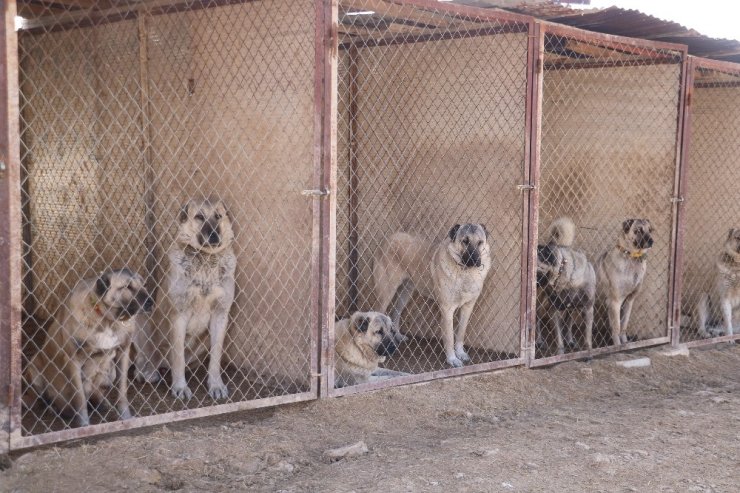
[
  {"xmin": 135, "ymin": 198, "xmax": 236, "ymax": 400},
  {"xmin": 27, "ymin": 269, "xmax": 153, "ymax": 427},
  {"xmin": 334, "ymin": 311, "xmax": 407, "ymax": 387},
  {"xmin": 696, "ymin": 228, "xmax": 740, "ymax": 338},
  {"xmin": 373, "ymin": 223, "xmax": 491, "ymax": 368},
  {"xmin": 536, "ymin": 217, "xmax": 595, "ymax": 354},
  {"xmin": 596, "ymin": 219, "xmax": 654, "ymax": 346}
]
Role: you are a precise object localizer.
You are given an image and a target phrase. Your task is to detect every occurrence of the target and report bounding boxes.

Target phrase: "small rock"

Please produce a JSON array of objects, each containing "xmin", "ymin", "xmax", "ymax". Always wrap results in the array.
[
  {"xmin": 579, "ymin": 367, "xmax": 594, "ymax": 379},
  {"xmin": 710, "ymin": 396, "xmax": 729, "ymax": 404},
  {"xmin": 591, "ymin": 453, "xmax": 613, "ymax": 464},
  {"xmin": 502, "ymin": 482, "xmax": 514, "ymax": 489},
  {"xmin": 131, "ymin": 468, "xmax": 162, "ymax": 485},
  {"xmin": 430, "ymin": 481, "xmax": 440, "ymax": 486},
  {"xmin": 324, "ymin": 441, "xmax": 369, "ymax": 462},
  {"xmin": 575, "ymin": 442, "xmax": 591, "ymax": 450},
  {"xmin": 658, "ymin": 346, "xmax": 689, "ymax": 357},
  {"xmin": 454, "ymin": 472, "xmax": 465, "ymax": 479},
  {"xmin": 472, "ymin": 448, "xmax": 499, "ymax": 457},
  {"xmin": 616, "ymin": 357, "xmax": 651, "ymax": 369}
]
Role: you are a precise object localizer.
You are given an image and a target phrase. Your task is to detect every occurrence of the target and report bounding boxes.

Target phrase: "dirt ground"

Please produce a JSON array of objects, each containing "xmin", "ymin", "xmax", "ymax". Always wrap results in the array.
[{"xmin": 2, "ymin": 344, "xmax": 739, "ymax": 493}]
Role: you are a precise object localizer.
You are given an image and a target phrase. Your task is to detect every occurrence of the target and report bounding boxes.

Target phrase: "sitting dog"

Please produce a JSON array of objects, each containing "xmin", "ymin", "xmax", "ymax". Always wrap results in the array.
[
  {"xmin": 27, "ymin": 269, "xmax": 153, "ymax": 427},
  {"xmin": 596, "ymin": 219, "xmax": 654, "ymax": 346},
  {"xmin": 536, "ymin": 217, "xmax": 595, "ymax": 355},
  {"xmin": 135, "ymin": 198, "xmax": 236, "ymax": 400},
  {"xmin": 334, "ymin": 311, "xmax": 407, "ymax": 388},
  {"xmin": 373, "ymin": 223, "xmax": 492, "ymax": 368},
  {"xmin": 696, "ymin": 228, "xmax": 740, "ymax": 338}
]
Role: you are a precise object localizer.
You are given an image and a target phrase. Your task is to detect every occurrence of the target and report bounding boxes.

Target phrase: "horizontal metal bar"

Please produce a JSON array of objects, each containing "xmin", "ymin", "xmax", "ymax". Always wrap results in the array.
[
  {"xmin": 395, "ymin": 0, "xmax": 533, "ymax": 25},
  {"xmin": 328, "ymin": 357, "xmax": 525, "ymax": 398},
  {"xmin": 10, "ymin": 392, "xmax": 315, "ymax": 451},
  {"xmin": 691, "ymin": 55, "xmax": 740, "ymax": 74},
  {"xmin": 683, "ymin": 334, "xmax": 740, "ymax": 349},
  {"xmin": 544, "ymin": 58, "xmax": 681, "ymax": 71},
  {"xmin": 529, "ymin": 337, "xmax": 670, "ymax": 367}
]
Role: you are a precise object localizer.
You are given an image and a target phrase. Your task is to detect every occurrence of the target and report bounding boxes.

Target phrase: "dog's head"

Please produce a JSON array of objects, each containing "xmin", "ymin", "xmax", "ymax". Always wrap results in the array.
[
  {"xmin": 536, "ymin": 244, "xmax": 559, "ymax": 288},
  {"xmin": 447, "ymin": 223, "xmax": 490, "ymax": 268},
  {"xmin": 177, "ymin": 198, "xmax": 234, "ymax": 254},
  {"xmin": 94, "ymin": 269, "xmax": 154, "ymax": 322},
  {"xmin": 620, "ymin": 218, "xmax": 654, "ymax": 253},
  {"xmin": 724, "ymin": 228, "xmax": 740, "ymax": 260},
  {"xmin": 348, "ymin": 311, "xmax": 400, "ymax": 358}
]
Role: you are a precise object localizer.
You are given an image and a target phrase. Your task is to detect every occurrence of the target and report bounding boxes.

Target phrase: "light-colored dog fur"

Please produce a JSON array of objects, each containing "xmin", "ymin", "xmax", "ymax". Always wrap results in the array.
[
  {"xmin": 696, "ymin": 228, "xmax": 740, "ymax": 339},
  {"xmin": 334, "ymin": 311, "xmax": 407, "ymax": 388},
  {"xmin": 596, "ymin": 218, "xmax": 654, "ymax": 346},
  {"xmin": 373, "ymin": 223, "xmax": 492, "ymax": 368},
  {"xmin": 27, "ymin": 269, "xmax": 153, "ymax": 426},
  {"xmin": 536, "ymin": 217, "xmax": 596, "ymax": 354},
  {"xmin": 134, "ymin": 198, "xmax": 236, "ymax": 400}
]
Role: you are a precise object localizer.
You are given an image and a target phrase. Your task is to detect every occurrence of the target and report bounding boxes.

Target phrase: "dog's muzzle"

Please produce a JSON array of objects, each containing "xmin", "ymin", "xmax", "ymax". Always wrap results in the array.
[
  {"xmin": 636, "ymin": 234, "xmax": 654, "ymax": 250},
  {"xmin": 118, "ymin": 293, "xmax": 154, "ymax": 319},
  {"xmin": 376, "ymin": 337, "xmax": 398, "ymax": 357},
  {"xmin": 200, "ymin": 223, "xmax": 222, "ymax": 247},
  {"xmin": 461, "ymin": 247, "xmax": 482, "ymax": 268}
]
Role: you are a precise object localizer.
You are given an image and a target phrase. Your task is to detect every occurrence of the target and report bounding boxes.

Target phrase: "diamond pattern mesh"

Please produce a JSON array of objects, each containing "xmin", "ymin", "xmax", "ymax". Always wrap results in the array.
[
  {"xmin": 678, "ymin": 63, "xmax": 740, "ymax": 343},
  {"xmin": 18, "ymin": 0, "xmax": 316, "ymax": 435},
  {"xmin": 535, "ymin": 31, "xmax": 683, "ymax": 359},
  {"xmin": 334, "ymin": 1, "xmax": 528, "ymax": 387}
]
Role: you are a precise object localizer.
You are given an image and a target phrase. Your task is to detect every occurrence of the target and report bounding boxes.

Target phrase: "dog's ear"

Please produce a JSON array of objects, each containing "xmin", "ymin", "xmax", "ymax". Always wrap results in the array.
[
  {"xmin": 448, "ymin": 224, "xmax": 461, "ymax": 241},
  {"xmin": 537, "ymin": 244, "xmax": 557, "ymax": 266},
  {"xmin": 353, "ymin": 313, "xmax": 371, "ymax": 333},
  {"xmin": 480, "ymin": 223, "xmax": 490, "ymax": 240},
  {"xmin": 622, "ymin": 219, "xmax": 635, "ymax": 234},
  {"xmin": 178, "ymin": 202, "xmax": 190, "ymax": 223},
  {"xmin": 95, "ymin": 272, "xmax": 110, "ymax": 297}
]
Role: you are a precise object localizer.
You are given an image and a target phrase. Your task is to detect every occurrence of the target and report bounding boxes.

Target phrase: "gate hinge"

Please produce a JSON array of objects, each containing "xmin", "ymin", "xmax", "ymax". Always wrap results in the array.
[
  {"xmin": 517, "ymin": 183, "xmax": 536, "ymax": 192},
  {"xmin": 301, "ymin": 188, "xmax": 330, "ymax": 198},
  {"xmin": 670, "ymin": 196, "xmax": 685, "ymax": 203}
]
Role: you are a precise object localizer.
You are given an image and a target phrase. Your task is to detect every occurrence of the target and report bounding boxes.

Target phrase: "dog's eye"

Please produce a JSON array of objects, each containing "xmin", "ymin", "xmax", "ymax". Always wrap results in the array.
[
  {"xmin": 478, "ymin": 240, "xmax": 483, "ymax": 246},
  {"xmin": 195, "ymin": 213, "xmax": 205, "ymax": 221},
  {"xmin": 462, "ymin": 238, "xmax": 469, "ymax": 245},
  {"xmin": 215, "ymin": 213, "xmax": 222, "ymax": 220}
]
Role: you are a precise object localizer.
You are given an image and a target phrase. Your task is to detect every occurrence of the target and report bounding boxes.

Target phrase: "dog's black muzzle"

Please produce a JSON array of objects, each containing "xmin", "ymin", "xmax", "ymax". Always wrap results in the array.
[
  {"xmin": 461, "ymin": 247, "xmax": 482, "ymax": 268},
  {"xmin": 376, "ymin": 337, "xmax": 398, "ymax": 357},
  {"xmin": 636, "ymin": 233, "xmax": 654, "ymax": 250},
  {"xmin": 200, "ymin": 222, "xmax": 222, "ymax": 247},
  {"xmin": 117, "ymin": 292, "xmax": 154, "ymax": 320}
]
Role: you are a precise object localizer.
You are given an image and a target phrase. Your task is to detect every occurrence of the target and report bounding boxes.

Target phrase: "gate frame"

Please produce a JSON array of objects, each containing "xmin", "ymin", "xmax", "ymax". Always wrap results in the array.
[
  {"xmin": 672, "ymin": 55, "xmax": 740, "ymax": 348},
  {"xmin": 526, "ymin": 21, "xmax": 688, "ymax": 368}
]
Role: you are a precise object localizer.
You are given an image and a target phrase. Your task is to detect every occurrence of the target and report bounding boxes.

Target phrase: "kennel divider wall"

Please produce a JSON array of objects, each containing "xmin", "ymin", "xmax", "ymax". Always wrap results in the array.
[
  {"xmin": 530, "ymin": 23, "xmax": 686, "ymax": 365},
  {"xmin": 676, "ymin": 56, "xmax": 740, "ymax": 347},
  {"xmin": 13, "ymin": 0, "xmax": 323, "ymax": 448}
]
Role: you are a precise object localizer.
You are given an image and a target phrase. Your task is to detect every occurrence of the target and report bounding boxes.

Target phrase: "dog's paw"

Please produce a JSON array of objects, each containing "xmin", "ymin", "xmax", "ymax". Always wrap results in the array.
[
  {"xmin": 557, "ymin": 347, "xmax": 566, "ymax": 355},
  {"xmin": 208, "ymin": 382, "xmax": 229, "ymax": 400},
  {"xmin": 447, "ymin": 356, "xmax": 464, "ymax": 368},
  {"xmin": 454, "ymin": 347, "xmax": 471, "ymax": 362},
  {"xmin": 119, "ymin": 408, "xmax": 133, "ymax": 420},
  {"xmin": 171, "ymin": 384, "xmax": 193, "ymax": 401},
  {"xmin": 135, "ymin": 369, "xmax": 162, "ymax": 384}
]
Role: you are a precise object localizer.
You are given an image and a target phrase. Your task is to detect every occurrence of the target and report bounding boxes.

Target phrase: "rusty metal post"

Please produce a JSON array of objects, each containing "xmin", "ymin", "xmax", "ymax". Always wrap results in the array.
[
  {"xmin": 0, "ymin": 0, "xmax": 22, "ymax": 454},
  {"xmin": 347, "ymin": 44, "xmax": 359, "ymax": 314}
]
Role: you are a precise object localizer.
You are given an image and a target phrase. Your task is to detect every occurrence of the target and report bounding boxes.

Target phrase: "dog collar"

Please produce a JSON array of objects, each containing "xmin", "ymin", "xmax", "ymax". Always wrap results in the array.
[
  {"xmin": 89, "ymin": 295, "xmax": 104, "ymax": 317},
  {"xmin": 618, "ymin": 245, "xmax": 648, "ymax": 260}
]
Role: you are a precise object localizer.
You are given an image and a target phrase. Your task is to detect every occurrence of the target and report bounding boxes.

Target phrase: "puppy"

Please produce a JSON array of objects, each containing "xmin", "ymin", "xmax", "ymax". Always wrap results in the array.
[
  {"xmin": 373, "ymin": 223, "xmax": 492, "ymax": 368},
  {"xmin": 536, "ymin": 217, "xmax": 595, "ymax": 355},
  {"xmin": 696, "ymin": 228, "xmax": 740, "ymax": 338},
  {"xmin": 27, "ymin": 269, "xmax": 153, "ymax": 427},
  {"xmin": 135, "ymin": 198, "xmax": 236, "ymax": 400},
  {"xmin": 596, "ymin": 218, "xmax": 654, "ymax": 346},
  {"xmin": 334, "ymin": 311, "xmax": 406, "ymax": 387}
]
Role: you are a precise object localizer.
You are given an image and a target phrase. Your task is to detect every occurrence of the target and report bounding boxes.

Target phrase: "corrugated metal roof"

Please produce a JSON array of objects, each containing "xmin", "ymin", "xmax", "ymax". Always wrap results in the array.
[{"xmin": 452, "ymin": 1, "xmax": 740, "ymax": 62}]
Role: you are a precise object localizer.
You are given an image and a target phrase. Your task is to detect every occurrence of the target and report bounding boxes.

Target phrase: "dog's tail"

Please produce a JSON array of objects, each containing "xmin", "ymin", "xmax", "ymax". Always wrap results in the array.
[{"xmin": 547, "ymin": 217, "xmax": 576, "ymax": 247}]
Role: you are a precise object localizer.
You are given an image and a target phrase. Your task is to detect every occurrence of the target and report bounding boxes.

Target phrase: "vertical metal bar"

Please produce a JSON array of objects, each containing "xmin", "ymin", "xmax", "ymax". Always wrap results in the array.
[
  {"xmin": 347, "ymin": 44, "xmax": 359, "ymax": 314},
  {"xmin": 523, "ymin": 21, "xmax": 544, "ymax": 367},
  {"xmin": 314, "ymin": 0, "xmax": 338, "ymax": 399},
  {"xmin": 138, "ymin": 13, "xmax": 159, "ymax": 298},
  {"xmin": 0, "ymin": 0, "xmax": 22, "ymax": 454},
  {"xmin": 670, "ymin": 56, "xmax": 694, "ymax": 346}
]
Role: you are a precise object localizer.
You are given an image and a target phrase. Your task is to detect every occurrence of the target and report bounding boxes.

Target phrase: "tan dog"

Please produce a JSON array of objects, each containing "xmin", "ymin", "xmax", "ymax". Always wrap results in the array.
[
  {"xmin": 373, "ymin": 223, "xmax": 492, "ymax": 368},
  {"xmin": 696, "ymin": 228, "xmax": 740, "ymax": 338},
  {"xmin": 334, "ymin": 311, "xmax": 407, "ymax": 388},
  {"xmin": 27, "ymin": 269, "xmax": 153, "ymax": 427},
  {"xmin": 536, "ymin": 217, "xmax": 596, "ymax": 355},
  {"xmin": 134, "ymin": 198, "xmax": 236, "ymax": 400},
  {"xmin": 596, "ymin": 219, "xmax": 654, "ymax": 346}
]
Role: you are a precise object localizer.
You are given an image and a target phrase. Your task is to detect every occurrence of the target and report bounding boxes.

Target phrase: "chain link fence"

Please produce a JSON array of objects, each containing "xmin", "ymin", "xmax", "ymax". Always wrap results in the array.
[
  {"xmin": 16, "ymin": 0, "xmax": 320, "ymax": 446},
  {"xmin": 531, "ymin": 25, "xmax": 685, "ymax": 365},
  {"xmin": 677, "ymin": 57, "xmax": 740, "ymax": 346}
]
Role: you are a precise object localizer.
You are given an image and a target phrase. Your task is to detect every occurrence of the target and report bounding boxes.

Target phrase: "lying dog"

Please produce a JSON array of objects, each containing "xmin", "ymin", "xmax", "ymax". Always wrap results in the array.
[
  {"xmin": 536, "ymin": 217, "xmax": 595, "ymax": 354},
  {"xmin": 27, "ymin": 269, "xmax": 153, "ymax": 426},
  {"xmin": 696, "ymin": 228, "xmax": 740, "ymax": 338},
  {"xmin": 135, "ymin": 198, "xmax": 236, "ymax": 400},
  {"xmin": 334, "ymin": 311, "xmax": 407, "ymax": 388},
  {"xmin": 373, "ymin": 223, "xmax": 491, "ymax": 368},
  {"xmin": 596, "ymin": 219, "xmax": 653, "ymax": 346}
]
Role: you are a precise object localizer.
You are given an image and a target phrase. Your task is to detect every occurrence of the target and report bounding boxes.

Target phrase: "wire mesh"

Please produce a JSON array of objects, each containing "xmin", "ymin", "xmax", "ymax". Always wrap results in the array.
[
  {"xmin": 333, "ymin": 1, "xmax": 530, "ymax": 391},
  {"xmin": 533, "ymin": 27, "xmax": 683, "ymax": 363},
  {"xmin": 678, "ymin": 60, "xmax": 740, "ymax": 345},
  {"xmin": 17, "ymin": 0, "xmax": 318, "ymax": 438}
]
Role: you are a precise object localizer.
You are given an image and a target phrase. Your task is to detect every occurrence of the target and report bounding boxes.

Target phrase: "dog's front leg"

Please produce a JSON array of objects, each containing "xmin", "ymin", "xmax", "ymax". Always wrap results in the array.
[
  {"xmin": 170, "ymin": 313, "xmax": 192, "ymax": 400},
  {"xmin": 553, "ymin": 310, "xmax": 565, "ymax": 355},
  {"xmin": 584, "ymin": 304, "xmax": 594, "ymax": 350},
  {"xmin": 207, "ymin": 310, "xmax": 229, "ymax": 400},
  {"xmin": 441, "ymin": 307, "xmax": 462, "ymax": 368},
  {"xmin": 721, "ymin": 298, "xmax": 734, "ymax": 337},
  {"xmin": 66, "ymin": 361, "xmax": 90, "ymax": 427},
  {"xmin": 608, "ymin": 298, "xmax": 622, "ymax": 346},
  {"xmin": 115, "ymin": 342, "xmax": 133, "ymax": 420},
  {"xmin": 454, "ymin": 301, "xmax": 476, "ymax": 363},
  {"xmin": 619, "ymin": 294, "xmax": 638, "ymax": 344}
]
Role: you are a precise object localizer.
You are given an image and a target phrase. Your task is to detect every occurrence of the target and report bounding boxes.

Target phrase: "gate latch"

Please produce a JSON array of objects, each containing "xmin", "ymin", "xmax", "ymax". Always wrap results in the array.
[
  {"xmin": 517, "ymin": 183, "xmax": 536, "ymax": 192},
  {"xmin": 302, "ymin": 188, "xmax": 330, "ymax": 198}
]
